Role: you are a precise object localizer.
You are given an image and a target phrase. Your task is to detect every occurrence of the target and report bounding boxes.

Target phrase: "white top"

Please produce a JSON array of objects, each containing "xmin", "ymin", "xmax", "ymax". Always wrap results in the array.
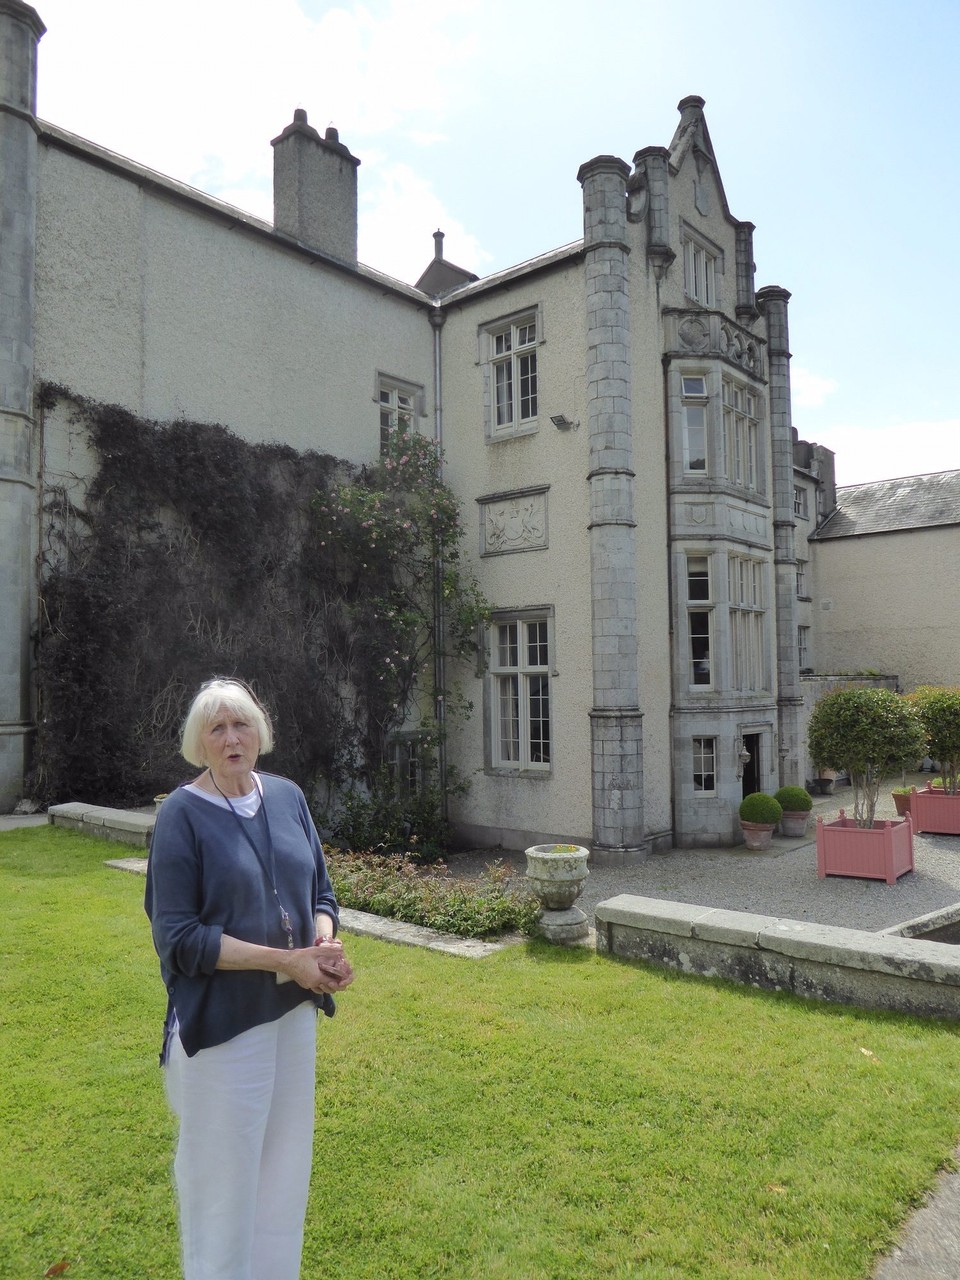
[{"xmin": 184, "ymin": 773, "xmax": 263, "ymax": 817}]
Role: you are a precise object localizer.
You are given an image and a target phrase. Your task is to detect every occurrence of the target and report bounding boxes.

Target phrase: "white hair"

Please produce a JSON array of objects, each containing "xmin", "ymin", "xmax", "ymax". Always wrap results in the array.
[{"xmin": 180, "ymin": 678, "xmax": 274, "ymax": 767}]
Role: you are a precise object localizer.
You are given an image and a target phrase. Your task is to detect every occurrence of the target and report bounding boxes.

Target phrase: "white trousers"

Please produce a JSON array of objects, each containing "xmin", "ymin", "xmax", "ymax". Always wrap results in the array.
[{"xmin": 164, "ymin": 1002, "xmax": 317, "ymax": 1280}]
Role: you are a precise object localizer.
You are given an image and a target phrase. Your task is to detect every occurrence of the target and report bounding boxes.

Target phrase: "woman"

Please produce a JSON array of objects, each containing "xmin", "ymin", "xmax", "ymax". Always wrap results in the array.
[{"xmin": 145, "ymin": 677, "xmax": 353, "ymax": 1280}]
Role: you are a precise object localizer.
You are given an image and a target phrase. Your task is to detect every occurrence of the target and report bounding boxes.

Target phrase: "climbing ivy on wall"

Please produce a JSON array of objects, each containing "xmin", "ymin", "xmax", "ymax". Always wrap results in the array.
[{"xmin": 32, "ymin": 387, "xmax": 487, "ymax": 809}]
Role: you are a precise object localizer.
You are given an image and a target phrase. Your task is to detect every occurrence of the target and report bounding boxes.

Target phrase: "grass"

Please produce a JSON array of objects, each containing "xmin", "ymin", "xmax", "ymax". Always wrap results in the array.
[{"xmin": 4, "ymin": 827, "xmax": 960, "ymax": 1279}]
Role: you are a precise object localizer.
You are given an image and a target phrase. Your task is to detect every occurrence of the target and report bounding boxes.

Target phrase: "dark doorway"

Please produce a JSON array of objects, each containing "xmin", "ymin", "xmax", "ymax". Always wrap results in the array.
[{"xmin": 741, "ymin": 733, "xmax": 762, "ymax": 799}]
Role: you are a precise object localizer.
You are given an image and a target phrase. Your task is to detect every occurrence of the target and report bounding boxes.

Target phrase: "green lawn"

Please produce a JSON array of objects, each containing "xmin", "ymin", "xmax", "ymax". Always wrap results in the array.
[{"xmin": 3, "ymin": 826, "xmax": 960, "ymax": 1280}]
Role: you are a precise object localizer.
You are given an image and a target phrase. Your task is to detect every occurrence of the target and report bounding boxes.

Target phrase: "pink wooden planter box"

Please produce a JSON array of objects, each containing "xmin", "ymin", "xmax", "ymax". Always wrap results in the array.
[
  {"xmin": 816, "ymin": 810, "xmax": 914, "ymax": 885},
  {"xmin": 908, "ymin": 785, "xmax": 960, "ymax": 835}
]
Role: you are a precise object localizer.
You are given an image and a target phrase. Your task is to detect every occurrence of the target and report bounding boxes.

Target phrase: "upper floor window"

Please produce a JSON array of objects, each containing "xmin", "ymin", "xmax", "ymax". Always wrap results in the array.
[
  {"xmin": 686, "ymin": 553, "xmax": 712, "ymax": 687},
  {"xmin": 793, "ymin": 485, "xmax": 808, "ymax": 518},
  {"xmin": 729, "ymin": 555, "xmax": 767, "ymax": 692},
  {"xmin": 722, "ymin": 377, "xmax": 759, "ymax": 490},
  {"xmin": 796, "ymin": 559, "xmax": 807, "ymax": 598},
  {"xmin": 488, "ymin": 612, "xmax": 552, "ymax": 771},
  {"xmin": 378, "ymin": 375, "xmax": 421, "ymax": 454},
  {"xmin": 681, "ymin": 375, "xmax": 708, "ymax": 474},
  {"xmin": 682, "ymin": 229, "xmax": 720, "ymax": 307},
  {"xmin": 482, "ymin": 311, "xmax": 539, "ymax": 439}
]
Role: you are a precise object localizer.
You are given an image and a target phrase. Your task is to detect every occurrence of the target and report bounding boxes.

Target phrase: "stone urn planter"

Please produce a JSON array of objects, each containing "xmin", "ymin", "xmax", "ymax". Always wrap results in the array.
[
  {"xmin": 908, "ymin": 784, "xmax": 960, "ymax": 835},
  {"xmin": 816, "ymin": 811, "xmax": 914, "ymax": 885},
  {"xmin": 524, "ymin": 843, "xmax": 590, "ymax": 944}
]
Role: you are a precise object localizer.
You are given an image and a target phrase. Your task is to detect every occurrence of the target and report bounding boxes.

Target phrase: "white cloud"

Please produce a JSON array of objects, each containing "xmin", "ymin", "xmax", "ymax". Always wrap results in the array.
[
  {"xmin": 791, "ymin": 365, "xmax": 838, "ymax": 409},
  {"xmin": 36, "ymin": 0, "xmax": 481, "ymax": 198},
  {"xmin": 359, "ymin": 163, "xmax": 492, "ymax": 283},
  {"xmin": 821, "ymin": 420, "xmax": 960, "ymax": 487}
]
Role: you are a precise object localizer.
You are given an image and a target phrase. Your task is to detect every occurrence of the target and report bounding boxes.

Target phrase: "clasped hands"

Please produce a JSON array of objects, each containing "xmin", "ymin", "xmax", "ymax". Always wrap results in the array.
[{"xmin": 284, "ymin": 938, "xmax": 355, "ymax": 994}]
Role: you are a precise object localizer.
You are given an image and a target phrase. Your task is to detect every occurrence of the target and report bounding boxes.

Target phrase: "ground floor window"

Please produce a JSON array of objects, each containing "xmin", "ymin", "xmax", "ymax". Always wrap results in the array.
[
  {"xmin": 798, "ymin": 625, "xmax": 810, "ymax": 672},
  {"xmin": 693, "ymin": 737, "xmax": 717, "ymax": 794},
  {"xmin": 489, "ymin": 612, "xmax": 552, "ymax": 771},
  {"xmin": 387, "ymin": 734, "xmax": 423, "ymax": 796}
]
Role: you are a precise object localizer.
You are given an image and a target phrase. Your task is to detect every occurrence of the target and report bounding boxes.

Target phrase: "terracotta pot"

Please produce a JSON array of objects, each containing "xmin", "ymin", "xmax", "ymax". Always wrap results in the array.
[
  {"xmin": 779, "ymin": 811, "xmax": 810, "ymax": 837},
  {"xmin": 740, "ymin": 820, "xmax": 775, "ymax": 851},
  {"xmin": 892, "ymin": 792, "xmax": 911, "ymax": 817}
]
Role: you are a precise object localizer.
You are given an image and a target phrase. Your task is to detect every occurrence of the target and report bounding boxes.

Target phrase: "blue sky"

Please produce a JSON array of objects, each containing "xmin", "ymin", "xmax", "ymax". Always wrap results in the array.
[{"xmin": 34, "ymin": 0, "xmax": 959, "ymax": 486}]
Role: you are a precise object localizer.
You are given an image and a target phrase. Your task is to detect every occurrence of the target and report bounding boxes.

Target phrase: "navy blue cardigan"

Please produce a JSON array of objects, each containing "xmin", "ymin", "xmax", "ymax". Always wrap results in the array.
[{"xmin": 144, "ymin": 772, "xmax": 339, "ymax": 1060}]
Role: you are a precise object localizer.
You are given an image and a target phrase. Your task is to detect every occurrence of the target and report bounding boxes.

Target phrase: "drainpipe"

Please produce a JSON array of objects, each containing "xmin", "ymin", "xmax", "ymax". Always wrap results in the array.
[{"xmin": 430, "ymin": 306, "xmax": 448, "ymax": 818}]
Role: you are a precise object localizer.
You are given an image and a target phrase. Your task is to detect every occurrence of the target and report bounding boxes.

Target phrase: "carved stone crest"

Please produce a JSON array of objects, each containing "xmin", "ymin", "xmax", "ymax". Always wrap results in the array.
[{"xmin": 480, "ymin": 489, "xmax": 547, "ymax": 555}]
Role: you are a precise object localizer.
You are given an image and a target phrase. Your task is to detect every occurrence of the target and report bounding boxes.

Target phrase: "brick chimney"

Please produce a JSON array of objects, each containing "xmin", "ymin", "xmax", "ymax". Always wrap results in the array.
[{"xmin": 271, "ymin": 109, "xmax": 360, "ymax": 266}]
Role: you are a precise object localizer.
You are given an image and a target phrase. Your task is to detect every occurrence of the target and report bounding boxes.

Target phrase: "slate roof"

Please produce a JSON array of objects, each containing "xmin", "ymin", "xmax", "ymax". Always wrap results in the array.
[{"xmin": 814, "ymin": 470, "xmax": 960, "ymax": 540}]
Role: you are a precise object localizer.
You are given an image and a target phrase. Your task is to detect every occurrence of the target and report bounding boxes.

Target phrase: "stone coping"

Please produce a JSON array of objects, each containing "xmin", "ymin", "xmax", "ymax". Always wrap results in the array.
[
  {"xmin": 595, "ymin": 894, "xmax": 960, "ymax": 1019},
  {"xmin": 49, "ymin": 802, "xmax": 154, "ymax": 846}
]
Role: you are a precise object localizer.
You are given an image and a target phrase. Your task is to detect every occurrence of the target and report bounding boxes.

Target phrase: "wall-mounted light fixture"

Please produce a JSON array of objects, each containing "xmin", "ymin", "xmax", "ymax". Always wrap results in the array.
[{"xmin": 550, "ymin": 414, "xmax": 580, "ymax": 430}]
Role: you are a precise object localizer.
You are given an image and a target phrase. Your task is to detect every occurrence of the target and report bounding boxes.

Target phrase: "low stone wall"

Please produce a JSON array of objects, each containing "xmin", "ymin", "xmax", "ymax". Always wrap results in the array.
[
  {"xmin": 48, "ymin": 802, "xmax": 155, "ymax": 848},
  {"xmin": 595, "ymin": 894, "xmax": 960, "ymax": 1020}
]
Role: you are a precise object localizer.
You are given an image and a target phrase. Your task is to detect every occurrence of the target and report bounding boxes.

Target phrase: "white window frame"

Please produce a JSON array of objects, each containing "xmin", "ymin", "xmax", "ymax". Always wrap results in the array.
[
  {"xmin": 722, "ymin": 376, "xmax": 760, "ymax": 490},
  {"xmin": 481, "ymin": 309, "xmax": 541, "ymax": 441},
  {"xmin": 798, "ymin": 625, "xmax": 811, "ymax": 672},
  {"xmin": 681, "ymin": 374, "xmax": 709, "ymax": 474},
  {"xmin": 685, "ymin": 552, "xmax": 712, "ymax": 688},
  {"xmin": 681, "ymin": 226, "xmax": 721, "ymax": 307},
  {"xmin": 793, "ymin": 485, "xmax": 808, "ymax": 518},
  {"xmin": 692, "ymin": 737, "xmax": 717, "ymax": 795},
  {"xmin": 387, "ymin": 733, "xmax": 423, "ymax": 798},
  {"xmin": 796, "ymin": 559, "xmax": 807, "ymax": 598},
  {"xmin": 728, "ymin": 555, "xmax": 767, "ymax": 692},
  {"xmin": 377, "ymin": 374, "xmax": 422, "ymax": 454},
  {"xmin": 488, "ymin": 610, "xmax": 552, "ymax": 772}
]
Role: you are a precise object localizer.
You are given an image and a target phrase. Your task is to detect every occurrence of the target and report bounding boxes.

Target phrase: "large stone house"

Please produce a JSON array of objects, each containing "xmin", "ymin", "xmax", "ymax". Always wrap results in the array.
[{"xmin": 5, "ymin": 0, "xmax": 939, "ymax": 857}]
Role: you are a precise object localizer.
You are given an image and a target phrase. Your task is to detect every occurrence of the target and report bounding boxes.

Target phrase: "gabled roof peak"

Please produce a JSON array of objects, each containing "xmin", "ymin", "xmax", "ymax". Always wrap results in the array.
[{"xmin": 669, "ymin": 94, "xmax": 715, "ymax": 173}]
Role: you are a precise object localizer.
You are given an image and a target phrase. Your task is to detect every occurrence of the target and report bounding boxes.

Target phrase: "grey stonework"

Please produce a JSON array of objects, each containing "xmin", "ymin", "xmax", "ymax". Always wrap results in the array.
[
  {"xmin": 0, "ymin": 0, "xmax": 43, "ymax": 809},
  {"xmin": 578, "ymin": 155, "xmax": 647, "ymax": 860},
  {"xmin": 758, "ymin": 285, "xmax": 803, "ymax": 788}
]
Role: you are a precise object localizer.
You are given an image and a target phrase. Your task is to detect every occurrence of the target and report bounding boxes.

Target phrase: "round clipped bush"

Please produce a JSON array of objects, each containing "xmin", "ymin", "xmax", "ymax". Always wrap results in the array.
[
  {"xmin": 909, "ymin": 685, "xmax": 960, "ymax": 796},
  {"xmin": 739, "ymin": 792, "xmax": 783, "ymax": 824},
  {"xmin": 808, "ymin": 686, "xmax": 926, "ymax": 827},
  {"xmin": 774, "ymin": 785, "xmax": 813, "ymax": 813}
]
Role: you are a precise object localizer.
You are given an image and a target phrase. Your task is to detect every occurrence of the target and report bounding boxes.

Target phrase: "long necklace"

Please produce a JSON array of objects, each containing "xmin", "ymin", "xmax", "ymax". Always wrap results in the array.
[{"xmin": 210, "ymin": 774, "xmax": 295, "ymax": 949}]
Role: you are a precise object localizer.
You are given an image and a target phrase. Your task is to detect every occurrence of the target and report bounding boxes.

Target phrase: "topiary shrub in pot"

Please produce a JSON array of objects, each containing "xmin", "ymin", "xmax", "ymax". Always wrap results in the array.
[
  {"xmin": 905, "ymin": 685, "xmax": 960, "ymax": 833},
  {"xmin": 738, "ymin": 792, "xmax": 783, "ymax": 851},
  {"xmin": 808, "ymin": 687, "xmax": 925, "ymax": 828},
  {"xmin": 774, "ymin": 786, "xmax": 813, "ymax": 837},
  {"xmin": 808, "ymin": 687, "xmax": 923, "ymax": 882}
]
